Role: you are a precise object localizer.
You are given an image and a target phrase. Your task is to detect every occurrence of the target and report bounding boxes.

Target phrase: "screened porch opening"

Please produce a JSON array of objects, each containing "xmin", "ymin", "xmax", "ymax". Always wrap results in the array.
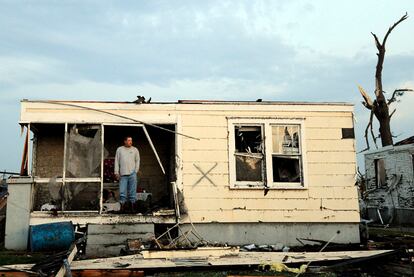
[
  {"xmin": 29, "ymin": 122, "xmax": 177, "ymax": 215},
  {"xmin": 103, "ymin": 124, "xmax": 176, "ymax": 213}
]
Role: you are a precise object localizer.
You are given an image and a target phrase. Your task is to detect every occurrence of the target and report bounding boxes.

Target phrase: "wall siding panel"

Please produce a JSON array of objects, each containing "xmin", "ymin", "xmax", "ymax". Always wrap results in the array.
[{"xmin": 179, "ymin": 110, "xmax": 357, "ymax": 224}]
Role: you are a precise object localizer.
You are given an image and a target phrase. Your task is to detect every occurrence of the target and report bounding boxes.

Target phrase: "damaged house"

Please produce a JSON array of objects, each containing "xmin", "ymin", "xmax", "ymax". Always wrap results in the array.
[
  {"xmin": 362, "ymin": 136, "xmax": 414, "ymax": 226},
  {"xmin": 5, "ymin": 99, "xmax": 360, "ymax": 256}
]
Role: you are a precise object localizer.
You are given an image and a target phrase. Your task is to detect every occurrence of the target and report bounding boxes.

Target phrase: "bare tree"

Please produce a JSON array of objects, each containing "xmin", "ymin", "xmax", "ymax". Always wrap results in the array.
[{"xmin": 359, "ymin": 13, "xmax": 412, "ymax": 150}]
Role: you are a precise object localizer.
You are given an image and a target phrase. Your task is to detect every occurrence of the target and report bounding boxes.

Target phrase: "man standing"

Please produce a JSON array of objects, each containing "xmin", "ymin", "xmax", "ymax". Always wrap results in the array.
[{"xmin": 114, "ymin": 136, "xmax": 140, "ymax": 212}]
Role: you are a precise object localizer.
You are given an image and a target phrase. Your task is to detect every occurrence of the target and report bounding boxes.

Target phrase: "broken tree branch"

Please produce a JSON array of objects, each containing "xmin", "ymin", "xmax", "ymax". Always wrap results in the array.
[
  {"xmin": 388, "ymin": 88, "xmax": 413, "ymax": 105},
  {"xmin": 370, "ymin": 112, "xmax": 378, "ymax": 149},
  {"xmin": 372, "ymin": 13, "xmax": 408, "ymax": 100},
  {"xmin": 363, "ymin": 110, "xmax": 373, "ymax": 151},
  {"xmin": 371, "ymin": 32, "xmax": 382, "ymax": 50},
  {"xmin": 361, "ymin": 109, "xmax": 379, "ymax": 152},
  {"xmin": 358, "ymin": 85, "xmax": 374, "ymax": 109},
  {"xmin": 382, "ymin": 12, "xmax": 409, "ymax": 47}
]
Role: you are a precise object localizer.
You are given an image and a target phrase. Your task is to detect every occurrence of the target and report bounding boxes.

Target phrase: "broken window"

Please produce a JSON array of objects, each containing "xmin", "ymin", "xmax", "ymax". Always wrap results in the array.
[
  {"xmin": 271, "ymin": 125, "xmax": 302, "ymax": 184},
  {"xmin": 229, "ymin": 120, "xmax": 305, "ymax": 188},
  {"xmin": 64, "ymin": 182, "xmax": 100, "ymax": 211},
  {"xmin": 65, "ymin": 124, "xmax": 102, "ymax": 178},
  {"xmin": 234, "ymin": 125, "xmax": 264, "ymax": 182},
  {"xmin": 374, "ymin": 159, "xmax": 386, "ymax": 188},
  {"xmin": 33, "ymin": 179, "xmax": 63, "ymax": 211}
]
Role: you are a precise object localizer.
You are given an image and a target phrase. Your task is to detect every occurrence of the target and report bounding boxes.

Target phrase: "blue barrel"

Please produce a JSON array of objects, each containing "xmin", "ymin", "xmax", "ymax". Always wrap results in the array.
[{"xmin": 30, "ymin": 221, "xmax": 75, "ymax": 252}]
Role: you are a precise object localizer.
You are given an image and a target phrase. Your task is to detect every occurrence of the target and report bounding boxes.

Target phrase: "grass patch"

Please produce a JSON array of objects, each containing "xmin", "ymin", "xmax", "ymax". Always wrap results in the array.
[{"xmin": 0, "ymin": 248, "xmax": 46, "ymax": 266}]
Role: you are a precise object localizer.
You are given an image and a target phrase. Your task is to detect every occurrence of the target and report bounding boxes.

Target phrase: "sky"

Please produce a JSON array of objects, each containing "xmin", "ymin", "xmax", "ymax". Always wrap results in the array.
[{"xmin": 0, "ymin": 0, "xmax": 413, "ymax": 173}]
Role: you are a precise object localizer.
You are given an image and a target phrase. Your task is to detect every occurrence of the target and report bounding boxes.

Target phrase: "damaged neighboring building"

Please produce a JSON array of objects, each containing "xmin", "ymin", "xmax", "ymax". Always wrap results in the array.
[
  {"xmin": 362, "ymin": 136, "xmax": 414, "ymax": 226},
  {"xmin": 5, "ymin": 99, "xmax": 360, "ymax": 256}
]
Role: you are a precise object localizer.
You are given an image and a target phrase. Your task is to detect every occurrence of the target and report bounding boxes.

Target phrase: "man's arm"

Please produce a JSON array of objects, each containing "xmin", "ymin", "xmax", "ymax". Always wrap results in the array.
[
  {"xmin": 114, "ymin": 148, "xmax": 120, "ymax": 178},
  {"xmin": 135, "ymin": 148, "xmax": 140, "ymax": 174}
]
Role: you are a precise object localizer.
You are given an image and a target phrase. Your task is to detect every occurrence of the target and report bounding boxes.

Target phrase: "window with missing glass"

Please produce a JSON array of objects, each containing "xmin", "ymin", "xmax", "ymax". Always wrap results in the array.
[
  {"xmin": 271, "ymin": 125, "xmax": 302, "ymax": 185},
  {"xmin": 234, "ymin": 125, "xmax": 264, "ymax": 182},
  {"xmin": 228, "ymin": 119, "xmax": 306, "ymax": 189}
]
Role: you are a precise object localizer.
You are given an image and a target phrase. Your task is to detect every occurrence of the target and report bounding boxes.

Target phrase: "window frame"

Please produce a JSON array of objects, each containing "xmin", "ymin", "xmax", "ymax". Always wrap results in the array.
[
  {"xmin": 269, "ymin": 123, "xmax": 303, "ymax": 188},
  {"xmin": 230, "ymin": 123, "xmax": 266, "ymax": 187},
  {"xmin": 228, "ymin": 118, "xmax": 308, "ymax": 189}
]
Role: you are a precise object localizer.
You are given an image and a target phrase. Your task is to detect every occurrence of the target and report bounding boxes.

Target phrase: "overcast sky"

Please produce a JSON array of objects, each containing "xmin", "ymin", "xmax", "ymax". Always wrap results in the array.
[{"xmin": 1, "ymin": 1, "xmax": 413, "ymax": 172}]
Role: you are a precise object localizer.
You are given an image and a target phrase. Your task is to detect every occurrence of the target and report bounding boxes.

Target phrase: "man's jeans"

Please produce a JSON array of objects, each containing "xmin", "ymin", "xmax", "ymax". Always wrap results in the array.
[{"xmin": 119, "ymin": 172, "xmax": 137, "ymax": 204}]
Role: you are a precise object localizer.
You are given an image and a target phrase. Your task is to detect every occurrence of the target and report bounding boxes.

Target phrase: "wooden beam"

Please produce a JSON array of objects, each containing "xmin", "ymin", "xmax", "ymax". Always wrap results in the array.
[
  {"xmin": 56, "ymin": 245, "xmax": 78, "ymax": 277},
  {"xmin": 141, "ymin": 247, "xmax": 239, "ymax": 259},
  {"xmin": 142, "ymin": 125, "xmax": 166, "ymax": 174}
]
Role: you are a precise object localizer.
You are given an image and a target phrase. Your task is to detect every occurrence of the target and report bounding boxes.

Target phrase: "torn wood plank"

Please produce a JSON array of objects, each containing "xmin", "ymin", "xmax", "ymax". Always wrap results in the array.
[
  {"xmin": 0, "ymin": 250, "xmax": 394, "ymax": 271},
  {"xmin": 142, "ymin": 125, "xmax": 166, "ymax": 174},
  {"xmin": 141, "ymin": 246, "xmax": 239, "ymax": 259},
  {"xmin": 72, "ymin": 249, "xmax": 394, "ymax": 270}
]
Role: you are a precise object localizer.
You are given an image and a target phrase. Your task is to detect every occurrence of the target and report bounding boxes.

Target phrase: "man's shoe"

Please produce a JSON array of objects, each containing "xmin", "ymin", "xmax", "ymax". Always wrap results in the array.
[
  {"xmin": 125, "ymin": 202, "xmax": 132, "ymax": 213},
  {"xmin": 120, "ymin": 202, "xmax": 126, "ymax": 214}
]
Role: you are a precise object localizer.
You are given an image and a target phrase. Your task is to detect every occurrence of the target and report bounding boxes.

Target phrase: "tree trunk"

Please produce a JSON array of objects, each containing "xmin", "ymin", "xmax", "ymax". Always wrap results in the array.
[
  {"xmin": 378, "ymin": 114, "xmax": 393, "ymax": 146},
  {"xmin": 374, "ymin": 102, "xmax": 393, "ymax": 146}
]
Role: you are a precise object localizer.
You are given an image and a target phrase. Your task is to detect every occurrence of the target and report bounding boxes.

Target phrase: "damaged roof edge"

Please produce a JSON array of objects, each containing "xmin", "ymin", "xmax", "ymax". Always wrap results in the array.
[
  {"xmin": 364, "ymin": 143, "xmax": 414, "ymax": 156},
  {"xmin": 21, "ymin": 99, "xmax": 354, "ymax": 106}
]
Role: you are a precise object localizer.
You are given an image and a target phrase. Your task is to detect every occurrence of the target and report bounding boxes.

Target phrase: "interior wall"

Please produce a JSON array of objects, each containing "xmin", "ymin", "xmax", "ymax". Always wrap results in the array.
[{"xmin": 33, "ymin": 124, "xmax": 65, "ymax": 178}]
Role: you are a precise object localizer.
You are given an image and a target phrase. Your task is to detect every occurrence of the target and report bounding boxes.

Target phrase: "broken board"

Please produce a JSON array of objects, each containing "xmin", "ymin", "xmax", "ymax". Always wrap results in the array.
[
  {"xmin": 0, "ymin": 249, "xmax": 394, "ymax": 273},
  {"xmin": 141, "ymin": 246, "xmax": 239, "ymax": 259}
]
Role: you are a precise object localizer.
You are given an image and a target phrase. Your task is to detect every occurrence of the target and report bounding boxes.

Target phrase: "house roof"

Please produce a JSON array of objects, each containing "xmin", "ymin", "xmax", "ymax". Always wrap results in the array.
[
  {"xmin": 21, "ymin": 99, "xmax": 354, "ymax": 106},
  {"xmin": 395, "ymin": 136, "xmax": 414, "ymax": 146}
]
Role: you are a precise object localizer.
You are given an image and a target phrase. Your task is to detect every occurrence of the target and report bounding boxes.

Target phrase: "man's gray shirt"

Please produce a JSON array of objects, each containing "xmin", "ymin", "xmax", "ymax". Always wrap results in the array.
[{"xmin": 114, "ymin": 146, "xmax": 140, "ymax": 176}]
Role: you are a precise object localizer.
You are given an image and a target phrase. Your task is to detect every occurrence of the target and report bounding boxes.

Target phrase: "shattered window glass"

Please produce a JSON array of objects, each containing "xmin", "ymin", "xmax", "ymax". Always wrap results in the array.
[
  {"xmin": 235, "ymin": 155, "xmax": 263, "ymax": 181},
  {"xmin": 272, "ymin": 125, "xmax": 300, "ymax": 154},
  {"xmin": 64, "ymin": 182, "xmax": 100, "ymax": 211},
  {"xmin": 234, "ymin": 125, "xmax": 264, "ymax": 182},
  {"xmin": 271, "ymin": 125, "xmax": 302, "ymax": 184},
  {"xmin": 65, "ymin": 124, "xmax": 102, "ymax": 178},
  {"xmin": 235, "ymin": 126, "xmax": 263, "ymax": 153},
  {"xmin": 272, "ymin": 156, "xmax": 301, "ymax": 182},
  {"xmin": 33, "ymin": 178, "xmax": 63, "ymax": 211}
]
